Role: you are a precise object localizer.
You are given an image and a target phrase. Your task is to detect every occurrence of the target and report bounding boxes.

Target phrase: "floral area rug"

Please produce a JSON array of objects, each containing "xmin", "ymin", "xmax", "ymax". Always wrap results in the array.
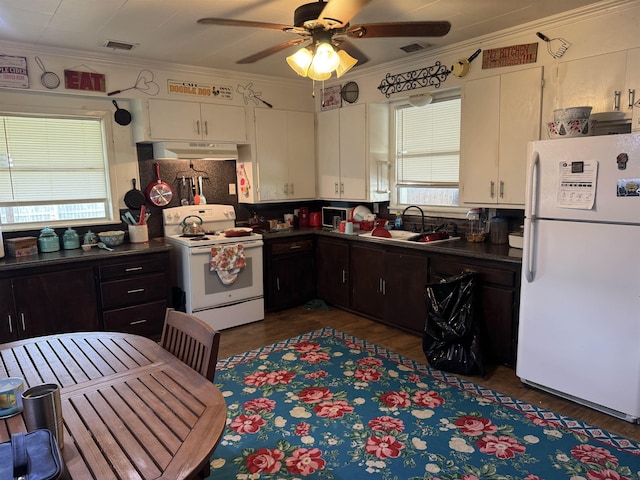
[{"xmin": 207, "ymin": 327, "xmax": 640, "ymax": 479}]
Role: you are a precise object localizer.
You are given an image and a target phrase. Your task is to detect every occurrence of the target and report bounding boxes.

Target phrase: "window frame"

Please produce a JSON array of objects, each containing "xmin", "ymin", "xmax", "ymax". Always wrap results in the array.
[
  {"xmin": 389, "ymin": 89, "xmax": 468, "ymax": 218},
  {"xmin": 0, "ymin": 103, "xmax": 118, "ymax": 232}
]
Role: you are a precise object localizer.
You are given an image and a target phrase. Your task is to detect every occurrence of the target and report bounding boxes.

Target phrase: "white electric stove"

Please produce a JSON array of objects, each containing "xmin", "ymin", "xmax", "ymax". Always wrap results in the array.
[{"xmin": 163, "ymin": 205, "xmax": 264, "ymax": 330}]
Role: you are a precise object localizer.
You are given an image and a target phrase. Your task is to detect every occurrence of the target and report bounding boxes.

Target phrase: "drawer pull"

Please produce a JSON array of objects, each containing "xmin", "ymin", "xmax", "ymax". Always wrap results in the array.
[
  {"xmin": 127, "ymin": 288, "xmax": 145, "ymax": 294},
  {"xmin": 125, "ymin": 267, "xmax": 143, "ymax": 272},
  {"xmin": 289, "ymin": 245, "xmax": 302, "ymax": 250},
  {"xmin": 129, "ymin": 319, "xmax": 147, "ymax": 325}
]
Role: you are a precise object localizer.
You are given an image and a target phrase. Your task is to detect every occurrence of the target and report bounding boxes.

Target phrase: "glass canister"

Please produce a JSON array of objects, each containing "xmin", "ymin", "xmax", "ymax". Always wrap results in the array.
[
  {"xmin": 62, "ymin": 227, "xmax": 80, "ymax": 250},
  {"xmin": 83, "ymin": 230, "xmax": 98, "ymax": 245},
  {"xmin": 38, "ymin": 226, "xmax": 60, "ymax": 252}
]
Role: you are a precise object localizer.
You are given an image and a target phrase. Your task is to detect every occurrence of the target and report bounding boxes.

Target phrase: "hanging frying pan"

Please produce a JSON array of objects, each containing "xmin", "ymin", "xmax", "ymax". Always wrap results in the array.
[
  {"xmin": 146, "ymin": 163, "xmax": 173, "ymax": 207},
  {"xmin": 451, "ymin": 49, "xmax": 482, "ymax": 78},
  {"xmin": 124, "ymin": 178, "xmax": 146, "ymax": 209},
  {"xmin": 112, "ymin": 100, "xmax": 132, "ymax": 126}
]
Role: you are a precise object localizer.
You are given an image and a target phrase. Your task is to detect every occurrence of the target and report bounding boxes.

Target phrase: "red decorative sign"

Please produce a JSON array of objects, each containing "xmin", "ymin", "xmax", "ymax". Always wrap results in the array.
[
  {"xmin": 481, "ymin": 43, "xmax": 538, "ymax": 69},
  {"xmin": 64, "ymin": 70, "xmax": 106, "ymax": 92}
]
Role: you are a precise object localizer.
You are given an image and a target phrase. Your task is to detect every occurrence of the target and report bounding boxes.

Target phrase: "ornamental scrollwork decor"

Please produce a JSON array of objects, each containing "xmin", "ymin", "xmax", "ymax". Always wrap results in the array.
[{"xmin": 377, "ymin": 61, "xmax": 451, "ymax": 98}]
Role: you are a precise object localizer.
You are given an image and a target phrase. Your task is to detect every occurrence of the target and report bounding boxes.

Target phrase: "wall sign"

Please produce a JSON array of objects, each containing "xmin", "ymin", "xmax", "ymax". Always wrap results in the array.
[
  {"xmin": 481, "ymin": 43, "xmax": 538, "ymax": 69},
  {"xmin": 0, "ymin": 55, "xmax": 29, "ymax": 88},
  {"xmin": 64, "ymin": 69, "xmax": 106, "ymax": 92},
  {"xmin": 168, "ymin": 80, "xmax": 233, "ymax": 99}
]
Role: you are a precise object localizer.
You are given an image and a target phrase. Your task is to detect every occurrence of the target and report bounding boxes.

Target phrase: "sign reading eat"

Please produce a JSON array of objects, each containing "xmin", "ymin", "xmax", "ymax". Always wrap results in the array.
[{"xmin": 64, "ymin": 69, "xmax": 106, "ymax": 92}]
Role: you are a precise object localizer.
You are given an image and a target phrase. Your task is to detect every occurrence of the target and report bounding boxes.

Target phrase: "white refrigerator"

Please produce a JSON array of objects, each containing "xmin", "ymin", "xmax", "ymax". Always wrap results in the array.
[{"xmin": 517, "ymin": 132, "xmax": 640, "ymax": 422}]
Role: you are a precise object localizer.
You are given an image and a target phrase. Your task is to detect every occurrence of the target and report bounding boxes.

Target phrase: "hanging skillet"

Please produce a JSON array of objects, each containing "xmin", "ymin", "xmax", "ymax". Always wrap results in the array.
[
  {"xmin": 124, "ymin": 178, "xmax": 146, "ymax": 210},
  {"xmin": 146, "ymin": 163, "xmax": 174, "ymax": 207},
  {"xmin": 112, "ymin": 100, "xmax": 132, "ymax": 126}
]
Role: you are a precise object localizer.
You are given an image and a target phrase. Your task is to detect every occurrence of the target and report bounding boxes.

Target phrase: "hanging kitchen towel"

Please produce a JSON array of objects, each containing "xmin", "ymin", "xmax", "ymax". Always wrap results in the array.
[{"xmin": 210, "ymin": 244, "xmax": 246, "ymax": 285}]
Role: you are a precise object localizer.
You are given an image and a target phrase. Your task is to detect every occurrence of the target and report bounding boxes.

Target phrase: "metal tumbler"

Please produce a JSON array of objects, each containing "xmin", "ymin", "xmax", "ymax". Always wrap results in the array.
[{"xmin": 21, "ymin": 383, "xmax": 64, "ymax": 450}]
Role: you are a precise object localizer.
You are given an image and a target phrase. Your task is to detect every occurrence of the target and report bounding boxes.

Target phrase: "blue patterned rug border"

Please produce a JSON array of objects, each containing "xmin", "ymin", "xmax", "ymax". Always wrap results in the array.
[{"xmin": 216, "ymin": 326, "xmax": 640, "ymax": 456}]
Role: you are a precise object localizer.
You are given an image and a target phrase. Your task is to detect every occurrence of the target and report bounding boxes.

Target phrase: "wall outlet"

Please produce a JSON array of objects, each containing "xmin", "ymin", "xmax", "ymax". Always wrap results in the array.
[{"xmin": 229, "ymin": 183, "xmax": 236, "ymax": 195}]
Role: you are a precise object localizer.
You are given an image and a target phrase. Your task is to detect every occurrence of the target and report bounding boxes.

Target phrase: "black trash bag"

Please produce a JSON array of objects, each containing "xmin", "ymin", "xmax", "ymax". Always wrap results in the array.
[{"xmin": 423, "ymin": 272, "xmax": 485, "ymax": 376}]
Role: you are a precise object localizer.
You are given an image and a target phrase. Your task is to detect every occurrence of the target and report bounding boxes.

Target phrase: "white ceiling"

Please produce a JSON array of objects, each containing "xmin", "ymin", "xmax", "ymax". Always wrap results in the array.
[{"xmin": 0, "ymin": 0, "xmax": 606, "ymax": 79}]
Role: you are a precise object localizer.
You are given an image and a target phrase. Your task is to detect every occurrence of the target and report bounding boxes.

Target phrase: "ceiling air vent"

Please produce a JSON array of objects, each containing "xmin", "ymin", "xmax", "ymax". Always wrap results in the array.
[
  {"xmin": 400, "ymin": 41, "xmax": 431, "ymax": 53},
  {"xmin": 102, "ymin": 40, "xmax": 137, "ymax": 51}
]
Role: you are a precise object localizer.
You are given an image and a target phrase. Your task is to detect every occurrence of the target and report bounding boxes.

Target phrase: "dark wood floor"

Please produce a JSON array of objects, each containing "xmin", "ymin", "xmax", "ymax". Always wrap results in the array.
[{"xmin": 218, "ymin": 306, "xmax": 640, "ymax": 443}]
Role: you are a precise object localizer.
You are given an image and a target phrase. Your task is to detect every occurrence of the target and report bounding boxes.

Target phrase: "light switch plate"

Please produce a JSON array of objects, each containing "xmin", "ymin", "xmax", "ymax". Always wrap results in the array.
[{"xmin": 229, "ymin": 183, "xmax": 236, "ymax": 195}]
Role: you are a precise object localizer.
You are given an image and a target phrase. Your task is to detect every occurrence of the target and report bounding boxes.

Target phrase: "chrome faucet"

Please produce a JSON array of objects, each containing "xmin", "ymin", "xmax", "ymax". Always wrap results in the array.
[{"xmin": 401, "ymin": 205, "xmax": 425, "ymax": 233}]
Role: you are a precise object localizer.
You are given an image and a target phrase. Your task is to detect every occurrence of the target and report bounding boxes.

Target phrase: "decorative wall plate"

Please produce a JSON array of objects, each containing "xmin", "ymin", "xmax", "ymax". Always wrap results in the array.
[{"xmin": 341, "ymin": 81, "xmax": 359, "ymax": 104}]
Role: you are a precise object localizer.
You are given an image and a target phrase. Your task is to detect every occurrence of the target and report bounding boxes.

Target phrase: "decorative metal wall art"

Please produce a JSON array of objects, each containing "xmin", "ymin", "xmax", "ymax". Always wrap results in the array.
[{"xmin": 377, "ymin": 61, "xmax": 450, "ymax": 98}]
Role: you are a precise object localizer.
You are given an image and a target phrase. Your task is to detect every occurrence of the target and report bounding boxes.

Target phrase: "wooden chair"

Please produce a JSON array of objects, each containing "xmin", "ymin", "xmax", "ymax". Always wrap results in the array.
[{"xmin": 160, "ymin": 309, "xmax": 221, "ymax": 382}]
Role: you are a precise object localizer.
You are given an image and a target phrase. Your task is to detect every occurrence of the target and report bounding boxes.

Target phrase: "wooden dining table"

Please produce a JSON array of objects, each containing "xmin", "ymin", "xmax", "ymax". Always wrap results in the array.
[{"xmin": 0, "ymin": 331, "xmax": 227, "ymax": 480}]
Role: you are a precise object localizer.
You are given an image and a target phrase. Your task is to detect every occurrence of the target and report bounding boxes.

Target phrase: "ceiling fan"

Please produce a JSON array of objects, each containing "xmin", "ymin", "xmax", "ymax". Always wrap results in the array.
[{"xmin": 197, "ymin": 0, "xmax": 451, "ymax": 80}]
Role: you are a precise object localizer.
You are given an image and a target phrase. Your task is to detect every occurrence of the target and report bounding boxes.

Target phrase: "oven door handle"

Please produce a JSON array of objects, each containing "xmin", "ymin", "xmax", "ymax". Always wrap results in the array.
[{"xmin": 190, "ymin": 241, "xmax": 264, "ymax": 255}]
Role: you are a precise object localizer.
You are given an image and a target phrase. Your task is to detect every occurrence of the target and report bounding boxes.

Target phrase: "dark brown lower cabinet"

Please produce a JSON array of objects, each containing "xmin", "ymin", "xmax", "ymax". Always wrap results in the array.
[
  {"xmin": 1, "ymin": 267, "xmax": 99, "ymax": 342},
  {"xmin": 265, "ymin": 236, "xmax": 315, "ymax": 311},
  {"xmin": 315, "ymin": 237, "xmax": 350, "ymax": 309},
  {"xmin": 350, "ymin": 243, "xmax": 430, "ymax": 333},
  {"xmin": 429, "ymin": 255, "xmax": 520, "ymax": 367}
]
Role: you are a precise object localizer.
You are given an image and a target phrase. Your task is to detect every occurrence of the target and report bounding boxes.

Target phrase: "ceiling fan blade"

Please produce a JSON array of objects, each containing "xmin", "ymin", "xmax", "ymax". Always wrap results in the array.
[
  {"xmin": 334, "ymin": 39, "xmax": 369, "ymax": 66},
  {"xmin": 237, "ymin": 38, "xmax": 306, "ymax": 64},
  {"xmin": 346, "ymin": 21, "xmax": 451, "ymax": 38},
  {"xmin": 319, "ymin": 0, "xmax": 372, "ymax": 29},
  {"xmin": 197, "ymin": 17, "xmax": 293, "ymax": 31}
]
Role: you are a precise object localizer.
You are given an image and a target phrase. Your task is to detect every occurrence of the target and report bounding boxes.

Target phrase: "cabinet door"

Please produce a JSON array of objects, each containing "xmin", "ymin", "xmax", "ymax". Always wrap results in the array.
[
  {"xmin": 0, "ymin": 279, "xmax": 17, "ymax": 342},
  {"xmin": 626, "ymin": 48, "xmax": 640, "ymax": 131},
  {"xmin": 317, "ymin": 109, "xmax": 341, "ymax": 199},
  {"xmin": 350, "ymin": 244, "xmax": 384, "ymax": 319},
  {"xmin": 147, "ymin": 99, "xmax": 202, "ymax": 141},
  {"xmin": 498, "ymin": 67, "xmax": 542, "ymax": 205},
  {"xmin": 255, "ymin": 109, "xmax": 288, "ymax": 201},
  {"xmin": 287, "ymin": 111, "xmax": 316, "ymax": 199},
  {"xmin": 558, "ymin": 51, "xmax": 627, "ymax": 115},
  {"xmin": 315, "ymin": 237, "xmax": 350, "ymax": 308},
  {"xmin": 12, "ymin": 268, "xmax": 99, "ymax": 339},
  {"xmin": 339, "ymin": 104, "xmax": 367, "ymax": 200},
  {"xmin": 383, "ymin": 251, "xmax": 429, "ymax": 333},
  {"xmin": 460, "ymin": 75, "xmax": 500, "ymax": 204},
  {"xmin": 271, "ymin": 253, "xmax": 315, "ymax": 310},
  {"xmin": 200, "ymin": 103, "xmax": 247, "ymax": 143}
]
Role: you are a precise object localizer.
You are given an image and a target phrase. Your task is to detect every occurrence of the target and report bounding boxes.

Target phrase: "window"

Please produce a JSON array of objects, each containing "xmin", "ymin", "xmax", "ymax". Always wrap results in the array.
[
  {"xmin": 393, "ymin": 93, "xmax": 462, "ymax": 211},
  {"xmin": 0, "ymin": 112, "xmax": 114, "ymax": 228}
]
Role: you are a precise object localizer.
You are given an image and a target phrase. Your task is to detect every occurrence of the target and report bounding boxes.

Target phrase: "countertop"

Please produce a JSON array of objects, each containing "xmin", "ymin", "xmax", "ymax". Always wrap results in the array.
[
  {"xmin": 0, "ymin": 238, "xmax": 172, "ymax": 273},
  {"xmin": 261, "ymin": 227, "xmax": 523, "ymax": 264}
]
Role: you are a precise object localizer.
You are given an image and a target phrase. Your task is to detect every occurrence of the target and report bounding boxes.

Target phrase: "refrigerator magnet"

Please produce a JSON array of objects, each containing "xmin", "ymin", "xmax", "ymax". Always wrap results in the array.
[{"xmin": 617, "ymin": 153, "xmax": 628, "ymax": 170}]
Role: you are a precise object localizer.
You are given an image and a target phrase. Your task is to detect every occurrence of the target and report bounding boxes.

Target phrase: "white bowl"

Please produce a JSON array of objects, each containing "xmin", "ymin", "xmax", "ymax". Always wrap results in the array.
[
  {"xmin": 547, "ymin": 119, "xmax": 595, "ymax": 138},
  {"xmin": 98, "ymin": 230, "xmax": 125, "ymax": 247},
  {"xmin": 553, "ymin": 106, "xmax": 592, "ymax": 122}
]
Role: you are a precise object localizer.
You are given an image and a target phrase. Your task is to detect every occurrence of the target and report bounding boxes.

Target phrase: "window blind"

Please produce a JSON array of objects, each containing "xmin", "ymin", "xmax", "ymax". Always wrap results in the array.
[
  {"xmin": 0, "ymin": 115, "xmax": 108, "ymax": 204},
  {"xmin": 396, "ymin": 98, "xmax": 461, "ymax": 186}
]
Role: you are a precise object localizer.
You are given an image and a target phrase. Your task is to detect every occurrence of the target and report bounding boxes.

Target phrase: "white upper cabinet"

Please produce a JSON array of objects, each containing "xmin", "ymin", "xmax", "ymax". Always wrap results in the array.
[
  {"xmin": 460, "ymin": 66, "xmax": 543, "ymax": 206},
  {"xmin": 317, "ymin": 103, "xmax": 389, "ymax": 202},
  {"xmin": 133, "ymin": 98, "xmax": 247, "ymax": 143},
  {"xmin": 239, "ymin": 108, "xmax": 315, "ymax": 203}
]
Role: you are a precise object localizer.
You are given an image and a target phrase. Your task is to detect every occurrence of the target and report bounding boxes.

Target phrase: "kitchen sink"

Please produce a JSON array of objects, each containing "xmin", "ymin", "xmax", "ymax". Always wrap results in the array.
[{"xmin": 359, "ymin": 230, "xmax": 460, "ymax": 245}]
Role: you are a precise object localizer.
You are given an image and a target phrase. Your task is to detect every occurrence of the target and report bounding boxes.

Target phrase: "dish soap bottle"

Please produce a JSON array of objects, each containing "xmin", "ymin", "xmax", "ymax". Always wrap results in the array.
[{"xmin": 394, "ymin": 212, "xmax": 403, "ymax": 230}]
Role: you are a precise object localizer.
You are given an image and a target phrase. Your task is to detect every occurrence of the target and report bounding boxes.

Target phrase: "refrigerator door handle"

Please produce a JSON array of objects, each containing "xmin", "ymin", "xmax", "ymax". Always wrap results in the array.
[{"xmin": 524, "ymin": 151, "xmax": 540, "ymax": 283}]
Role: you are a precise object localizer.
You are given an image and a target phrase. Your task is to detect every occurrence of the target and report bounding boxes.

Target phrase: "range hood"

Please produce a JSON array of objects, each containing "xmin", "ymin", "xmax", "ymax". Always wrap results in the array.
[{"xmin": 153, "ymin": 142, "xmax": 238, "ymax": 160}]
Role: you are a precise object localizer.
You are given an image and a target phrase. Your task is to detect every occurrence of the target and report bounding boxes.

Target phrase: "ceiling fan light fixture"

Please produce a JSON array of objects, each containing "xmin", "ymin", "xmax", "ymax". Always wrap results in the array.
[
  {"xmin": 286, "ymin": 47, "xmax": 313, "ymax": 76},
  {"xmin": 307, "ymin": 63, "xmax": 332, "ymax": 81},
  {"xmin": 311, "ymin": 42, "xmax": 340, "ymax": 74},
  {"xmin": 335, "ymin": 49, "xmax": 358, "ymax": 78}
]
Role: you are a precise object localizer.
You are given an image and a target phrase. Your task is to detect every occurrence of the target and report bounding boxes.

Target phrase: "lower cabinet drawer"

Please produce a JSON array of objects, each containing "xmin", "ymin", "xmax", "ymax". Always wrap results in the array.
[
  {"xmin": 103, "ymin": 300, "xmax": 166, "ymax": 337},
  {"xmin": 101, "ymin": 273, "xmax": 167, "ymax": 308}
]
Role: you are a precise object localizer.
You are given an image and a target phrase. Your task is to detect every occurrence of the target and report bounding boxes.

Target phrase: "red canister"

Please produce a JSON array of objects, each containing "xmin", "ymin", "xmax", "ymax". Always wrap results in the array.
[
  {"xmin": 299, "ymin": 207, "xmax": 309, "ymax": 227},
  {"xmin": 309, "ymin": 211, "xmax": 321, "ymax": 227}
]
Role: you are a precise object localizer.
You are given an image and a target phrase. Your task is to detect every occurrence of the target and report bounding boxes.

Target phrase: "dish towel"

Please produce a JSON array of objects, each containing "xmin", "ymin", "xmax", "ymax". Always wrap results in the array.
[{"xmin": 210, "ymin": 244, "xmax": 246, "ymax": 285}]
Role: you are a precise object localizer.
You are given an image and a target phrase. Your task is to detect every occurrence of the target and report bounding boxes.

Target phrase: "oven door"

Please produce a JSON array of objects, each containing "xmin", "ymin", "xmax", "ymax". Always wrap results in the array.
[{"xmin": 187, "ymin": 240, "xmax": 264, "ymax": 310}]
